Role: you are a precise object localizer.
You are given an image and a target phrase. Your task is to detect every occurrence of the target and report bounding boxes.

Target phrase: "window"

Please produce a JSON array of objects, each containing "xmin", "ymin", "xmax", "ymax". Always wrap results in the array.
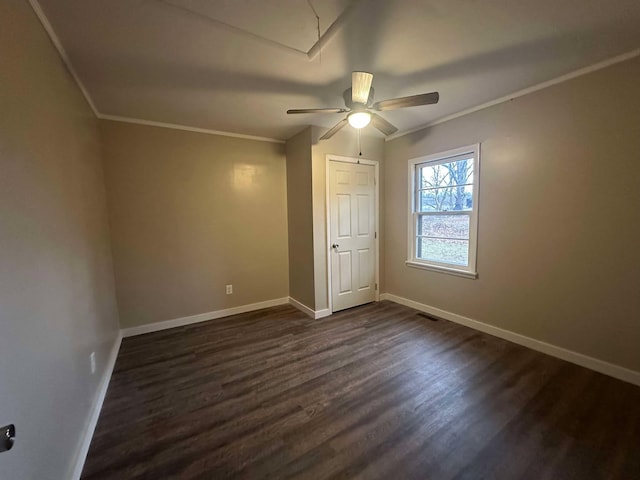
[{"xmin": 407, "ymin": 144, "xmax": 479, "ymax": 278}]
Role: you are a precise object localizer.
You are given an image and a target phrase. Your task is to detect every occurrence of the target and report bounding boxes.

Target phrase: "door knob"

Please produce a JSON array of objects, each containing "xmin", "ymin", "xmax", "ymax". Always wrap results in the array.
[
  {"xmin": 332, "ymin": 244, "xmax": 340, "ymax": 249},
  {"xmin": 1, "ymin": 424, "xmax": 15, "ymax": 453}
]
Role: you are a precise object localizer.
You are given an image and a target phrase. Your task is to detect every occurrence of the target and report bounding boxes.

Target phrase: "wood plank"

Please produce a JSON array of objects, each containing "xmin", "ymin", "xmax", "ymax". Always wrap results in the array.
[{"xmin": 82, "ymin": 301, "xmax": 640, "ymax": 479}]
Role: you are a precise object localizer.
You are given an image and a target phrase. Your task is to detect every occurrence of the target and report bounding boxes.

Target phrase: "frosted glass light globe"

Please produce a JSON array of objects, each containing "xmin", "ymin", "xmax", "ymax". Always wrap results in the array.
[{"xmin": 348, "ymin": 111, "xmax": 371, "ymax": 129}]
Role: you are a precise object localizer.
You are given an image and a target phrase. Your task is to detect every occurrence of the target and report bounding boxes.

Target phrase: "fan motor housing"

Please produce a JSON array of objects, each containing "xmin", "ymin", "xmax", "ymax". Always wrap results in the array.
[{"xmin": 343, "ymin": 87, "xmax": 375, "ymax": 109}]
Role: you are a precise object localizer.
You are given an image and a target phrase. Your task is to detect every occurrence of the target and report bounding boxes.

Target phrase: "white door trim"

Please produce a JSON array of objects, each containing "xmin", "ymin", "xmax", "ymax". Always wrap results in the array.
[{"xmin": 325, "ymin": 154, "xmax": 380, "ymax": 314}]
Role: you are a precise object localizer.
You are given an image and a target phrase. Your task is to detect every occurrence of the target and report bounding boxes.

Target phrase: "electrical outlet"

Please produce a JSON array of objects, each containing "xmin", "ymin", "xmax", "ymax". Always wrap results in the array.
[
  {"xmin": 226, "ymin": 284, "xmax": 233, "ymax": 295},
  {"xmin": 90, "ymin": 352, "xmax": 96, "ymax": 374}
]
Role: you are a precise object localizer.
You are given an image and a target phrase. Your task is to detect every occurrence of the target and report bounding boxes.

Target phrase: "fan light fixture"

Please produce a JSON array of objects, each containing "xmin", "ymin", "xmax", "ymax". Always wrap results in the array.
[
  {"xmin": 286, "ymin": 71, "xmax": 440, "ymax": 140},
  {"xmin": 348, "ymin": 111, "xmax": 371, "ymax": 129}
]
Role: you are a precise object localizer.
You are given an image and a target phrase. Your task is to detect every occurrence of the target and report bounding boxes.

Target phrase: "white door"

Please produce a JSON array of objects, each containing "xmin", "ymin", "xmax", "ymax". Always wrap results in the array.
[{"xmin": 329, "ymin": 160, "xmax": 377, "ymax": 312}]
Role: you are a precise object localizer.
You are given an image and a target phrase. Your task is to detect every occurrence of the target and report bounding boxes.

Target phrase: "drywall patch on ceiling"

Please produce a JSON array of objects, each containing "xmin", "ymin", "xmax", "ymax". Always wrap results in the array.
[{"xmin": 161, "ymin": 0, "xmax": 359, "ymax": 58}]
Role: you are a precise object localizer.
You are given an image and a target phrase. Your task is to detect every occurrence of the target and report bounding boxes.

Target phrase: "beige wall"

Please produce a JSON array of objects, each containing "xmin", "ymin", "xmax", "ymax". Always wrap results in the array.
[
  {"xmin": 100, "ymin": 121, "xmax": 289, "ymax": 328},
  {"xmin": 285, "ymin": 128, "xmax": 316, "ymax": 308},
  {"xmin": 284, "ymin": 125, "xmax": 385, "ymax": 312},
  {"xmin": 0, "ymin": 1, "xmax": 120, "ymax": 479},
  {"xmin": 311, "ymin": 127, "xmax": 385, "ymax": 311},
  {"xmin": 384, "ymin": 57, "xmax": 640, "ymax": 371}
]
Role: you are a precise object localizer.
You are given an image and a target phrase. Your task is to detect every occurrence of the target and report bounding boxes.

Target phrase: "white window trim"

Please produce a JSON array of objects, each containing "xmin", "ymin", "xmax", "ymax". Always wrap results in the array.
[{"xmin": 406, "ymin": 144, "xmax": 480, "ymax": 279}]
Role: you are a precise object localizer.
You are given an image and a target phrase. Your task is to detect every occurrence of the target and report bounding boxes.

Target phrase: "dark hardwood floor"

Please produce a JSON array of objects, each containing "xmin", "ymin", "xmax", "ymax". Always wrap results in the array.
[{"xmin": 82, "ymin": 301, "xmax": 640, "ymax": 480}]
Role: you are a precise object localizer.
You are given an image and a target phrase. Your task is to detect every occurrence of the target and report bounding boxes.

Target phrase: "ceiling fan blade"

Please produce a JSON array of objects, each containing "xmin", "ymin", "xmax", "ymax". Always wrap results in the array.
[
  {"xmin": 287, "ymin": 108, "xmax": 347, "ymax": 114},
  {"xmin": 352, "ymin": 71, "xmax": 373, "ymax": 104},
  {"xmin": 320, "ymin": 118, "xmax": 348, "ymax": 140},
  {"xmin": 373, "ymin": 92, "xmax": 439, "ymax": 111},
  {"xmin": 370, "ymin": 113, "xmax": 398, "ymax": 136}
]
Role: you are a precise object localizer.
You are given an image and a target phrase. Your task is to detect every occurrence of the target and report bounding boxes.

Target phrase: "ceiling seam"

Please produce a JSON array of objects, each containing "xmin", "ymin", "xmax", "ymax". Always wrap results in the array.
[
  {"xmin": 159, "ymin": 0, "xmax": 308, "ymax": 58},
  {"xmin": 385, "ymin": 47, "xmax": 640, "ymax": 142},
  {"xmin": 27, "ymin": 0, "xmax": 639, "ymax": 145},
  {"xmin": 159, "ymin": 0, "xmax": 363, "ymax": 61},
  {"xmin": 307, "ymin": 0, "xmax": 363, "ymax": 60},
  {"xmin": 27, "ymin": 0, "xmax": 286, "ymax": 144},
  {"xmin": 28, "ymin": 0, "xmax": 100, "ymax": 117}
]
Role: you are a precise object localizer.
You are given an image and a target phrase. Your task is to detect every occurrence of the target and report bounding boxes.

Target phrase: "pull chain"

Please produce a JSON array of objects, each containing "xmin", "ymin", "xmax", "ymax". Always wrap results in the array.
[{"xmin": 357, "ymin": 129, "xmax": 363, "ymax": 159}]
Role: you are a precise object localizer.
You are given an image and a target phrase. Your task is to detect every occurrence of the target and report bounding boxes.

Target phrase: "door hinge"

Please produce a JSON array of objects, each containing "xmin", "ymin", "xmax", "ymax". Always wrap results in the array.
[
  {"xmin": 375, "ymin": 283, "xmax": 378, "ymax": 290},
  {"xmin": 374, "ymin": 232, "xmax": 377, "ymax": 239}
]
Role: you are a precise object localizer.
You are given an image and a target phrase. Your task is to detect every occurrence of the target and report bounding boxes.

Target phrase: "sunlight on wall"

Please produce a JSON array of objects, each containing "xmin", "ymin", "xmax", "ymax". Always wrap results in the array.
[{"xmin": 232, "ymin": 163, "xmax": 266, "ymax": 192}]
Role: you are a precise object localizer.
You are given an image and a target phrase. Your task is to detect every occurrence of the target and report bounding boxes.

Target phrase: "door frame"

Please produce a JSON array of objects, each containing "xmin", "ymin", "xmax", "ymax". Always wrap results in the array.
[{"xmin": 325, "ymin": 154, "xmax": 380, "ymax": 314}]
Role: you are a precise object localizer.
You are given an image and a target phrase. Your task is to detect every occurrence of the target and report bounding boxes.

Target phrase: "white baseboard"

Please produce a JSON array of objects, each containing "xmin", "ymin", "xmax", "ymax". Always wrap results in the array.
[
  {"xmin": 314, "ymin": 308, "xmax": 331, "ymax": 319},
  {"xmin": 122, "ymin": 297, "xmax": 290, "ymax": 337},
  {"xmin": 288, "ymin": 297, "xmax": 315, "ymax": 317},
  {"xmin": 69, "ymin": 331, "xmax": 122, "ymax": 480},
  {"xmin": 66, "ymin": 293, "xmax": 639, "ymax": 480},
  {"xmin": 380, "ymin": 293, "xmax": 640, "ymax": 387},
  {"xmin": 289, "ymin": 297, "xmax": 332, "ymax": 319}
]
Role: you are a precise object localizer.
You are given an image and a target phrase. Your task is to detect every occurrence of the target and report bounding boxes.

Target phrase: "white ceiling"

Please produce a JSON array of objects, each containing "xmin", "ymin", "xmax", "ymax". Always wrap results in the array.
[
  {"xmin": 36, "ymin": 0, "xmax": 640, "ymax": 141},
  {"xmin": 162, "ymin": 0, "xmax": 353, "ymax": 53}
]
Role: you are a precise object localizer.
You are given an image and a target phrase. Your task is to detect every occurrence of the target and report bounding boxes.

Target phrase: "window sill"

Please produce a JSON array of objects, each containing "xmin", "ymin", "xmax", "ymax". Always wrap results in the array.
[{"xmin": 405, "ymin": 261, "xmax": 478, "ymax": 279}]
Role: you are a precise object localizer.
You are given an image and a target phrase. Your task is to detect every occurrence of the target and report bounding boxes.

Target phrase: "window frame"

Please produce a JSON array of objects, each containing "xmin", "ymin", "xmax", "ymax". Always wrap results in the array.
[{"xmin": 406, "ymin": 144, "xmax": 480, "ymax": 279}]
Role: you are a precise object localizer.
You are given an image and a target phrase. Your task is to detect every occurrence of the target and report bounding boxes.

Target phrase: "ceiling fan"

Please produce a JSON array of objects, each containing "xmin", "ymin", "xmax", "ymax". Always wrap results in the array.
[{"xmin": 287, "ymin": 72, "xmax": 439, "ymax": 140}]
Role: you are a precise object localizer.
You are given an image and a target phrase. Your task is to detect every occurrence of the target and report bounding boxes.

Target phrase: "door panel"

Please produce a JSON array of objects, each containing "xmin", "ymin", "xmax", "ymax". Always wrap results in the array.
[
  {"xmin": 338, "ymin": 251, "xmax": 352, "ymax": 294},
  {"xmin": 357, "ymin": 194, "xmax": 370, "ymax": 236},
  {"xmin": 329, "ymin": 161, "xmax": 376, "ymax": 312},
  {"xmin": 337, "ymin": 194, "xmax": 351, "ymax": 237},
  {"xmin": 357, "ymin": 248, "xmax": 371, "ymax": 290},
  {"xmin": 355, "ymin": 171, "xmax": 369, "ymax": 185}
]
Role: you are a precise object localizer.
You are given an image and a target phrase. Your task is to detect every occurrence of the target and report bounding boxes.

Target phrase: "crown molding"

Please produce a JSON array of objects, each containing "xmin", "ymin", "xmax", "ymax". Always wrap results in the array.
[
  {"xmin": 386, "ymin": 47, "xmax": 640, "ymax": 142},
  {"xmin": 28, "ymin": 0, "xmax": 285, "ymax": 144},
  {"xmin": 99, "ymin": 114, "xmax": 285, "ymax": 143},
  {"xmin": 28, "ymin": 0, "xmax": 99, "ymax": 116},
  {"xmin": 28, "ymin": 0, "xmax": 639, "ymax": 146}
]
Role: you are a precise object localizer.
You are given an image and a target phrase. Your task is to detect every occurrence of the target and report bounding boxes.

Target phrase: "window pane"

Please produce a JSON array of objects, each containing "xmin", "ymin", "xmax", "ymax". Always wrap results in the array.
[
  {"xmin": 419, "ymin": 215, "xmax": 469, "ymax": 239},
  {"xmin": 419, "ymin": 163, "xmax": 451, "ymax": 189},
  {"xmin": 417, "ymin": 238, "xmax": 469, "ymax": 266},
  {"xmin": 418, "ymin": 185, "xmax": 473, "ymax": 212},
  {"xmin": 419, "ymin": 157, "xmax": 473, "ymax": 190}
]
